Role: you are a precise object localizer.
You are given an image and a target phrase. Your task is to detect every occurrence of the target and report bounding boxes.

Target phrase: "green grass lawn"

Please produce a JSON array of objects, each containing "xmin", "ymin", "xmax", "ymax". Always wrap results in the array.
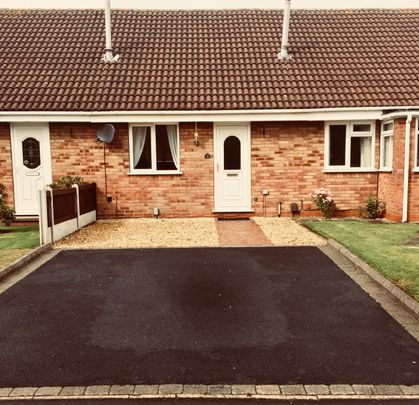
[
  {"xmin": 0, "ymin": 225, "xmax": 39, "ymax": 269},
  {"xmin": 302, "ymin": 220, "xmax": 419, "ymax": 301}
]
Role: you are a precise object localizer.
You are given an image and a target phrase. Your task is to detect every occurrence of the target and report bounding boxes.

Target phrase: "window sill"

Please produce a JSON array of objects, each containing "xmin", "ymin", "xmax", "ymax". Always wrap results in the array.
[
  {"xmin": 378, "ymin": 168, "xmax": 393, "ymax": 172},
  {"xmin": 413, "ymin": 168, "xmax": 419, "ymax": 173},
  {"xmin": 323, "ymin": 168, "xmax": 378, "ymax": 173},
  {"xmin": 128, "ymin": 170, "xmax": 183, "ymax": 176}
]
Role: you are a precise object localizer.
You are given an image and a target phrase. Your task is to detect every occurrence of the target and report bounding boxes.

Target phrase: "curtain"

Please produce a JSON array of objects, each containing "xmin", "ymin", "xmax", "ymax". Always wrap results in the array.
[
  {"xmin": 167, "ymin": 125, "xmax": 179, "ymax": 170},
  {"xmin": 384, "ymin": 136, "xmax": 392, "ymax": 167},
  {"xmin": 133, "ymin": 127, "xmax": 147, "ymax": 168},
  {"xmin": 360, "ymin": 137, "xmax": 371, "ymax": 167}
]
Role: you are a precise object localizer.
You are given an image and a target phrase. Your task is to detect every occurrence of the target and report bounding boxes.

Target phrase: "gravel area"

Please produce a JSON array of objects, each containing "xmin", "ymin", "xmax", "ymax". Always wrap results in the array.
[
  {"xmin": 54, "ymin": 218, "xmax": 220, "ymax": 249},
  {"xmin": 252, "ymin": 217, "xmax": 326, "ymax": 246}
]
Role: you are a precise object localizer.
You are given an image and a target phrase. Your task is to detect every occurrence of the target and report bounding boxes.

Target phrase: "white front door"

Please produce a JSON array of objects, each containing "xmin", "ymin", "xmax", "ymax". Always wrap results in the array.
[
  {"xmin": 11, "ymin": 123, "xmax": 52, "ymax": 216},
  {"xmin": 214, "ymin": 124, "xmax": 251, "ymax": 212}
]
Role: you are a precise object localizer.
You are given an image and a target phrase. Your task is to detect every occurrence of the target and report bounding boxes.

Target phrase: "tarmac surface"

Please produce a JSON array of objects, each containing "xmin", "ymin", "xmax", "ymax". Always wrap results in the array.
[{"xmin": 0, "ymin": 247, "xmax": 418, "ymax": 386}]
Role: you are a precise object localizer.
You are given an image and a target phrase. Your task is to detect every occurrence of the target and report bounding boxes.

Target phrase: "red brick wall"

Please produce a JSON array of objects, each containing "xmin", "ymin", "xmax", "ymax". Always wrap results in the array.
[
  {"xmin": 378, "ymin": 117, "xmax": 419, "ymax": 222},
  {"xmin": 251, "ymin": 122, "xmax": 379, "ymax": 217},
  {"xmin": 407, "ymin": 118, "xmax": 419, "ymax": 222},
  {"xmin": 49, "ymin": 122, "xmax": 215, "ymax": 218},
  {"xmin": 48, "ymin": 121, "xmax": 381, "ymax": 218},
  {"xmin": 0, "ymin": 123, "xmax": 14, "ymax": 208},
  {"xmin": 2, "ymin": 119, "xmax": 414, "ymax": 221}
]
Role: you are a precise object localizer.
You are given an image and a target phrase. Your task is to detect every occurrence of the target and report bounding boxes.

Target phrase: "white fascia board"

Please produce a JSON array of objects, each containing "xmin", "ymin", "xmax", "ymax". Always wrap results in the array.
[
  {"xmin": 1, "ymin": 106, "xmax": 418, "ymax": 123},
  {"xmin": 381, "ymin": 110, "xmax": 419, "ymax": 119}
]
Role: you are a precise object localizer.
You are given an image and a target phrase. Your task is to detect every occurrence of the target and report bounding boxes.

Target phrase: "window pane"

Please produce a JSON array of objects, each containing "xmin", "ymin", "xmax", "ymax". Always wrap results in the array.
[
  {"xmin": 329, "ymin": 125, "xmax": 346, "ymax": 166},
  {"xmin": 383, "ymin": 136, "xmax": 392, "ymax": 167},
  {"xmin": 417, "ymin": 135, "xmax": 419, "ymax": 167},
  {"xmin": 133, "ymin": 127, "xmax": 152, "ymax": 169},
  {"xmin": 156, "ymin": 125, "xmax": 177, "ymax": 171},
  {"xmin": 351, "ymin": 136, "xmax": 372, "ymax": 168},
  {"xmin": 22, "ymin": 137, "xmax": 41, "ymax": 169},
  {"xmin": 353, "ymin": 124, "xmax": 371, "ymax": 132},
  {"xmin": 383, "ymin": 122, "xmax": 393, "ymax": 132},
  {"xmin": 224, "ymin": 136, "xmax": 241, "ymax": 170}
]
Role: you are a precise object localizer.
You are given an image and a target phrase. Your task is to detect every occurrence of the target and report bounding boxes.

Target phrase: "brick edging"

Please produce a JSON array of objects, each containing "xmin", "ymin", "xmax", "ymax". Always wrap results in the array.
[
  {"xmin": 0, "ymin": 384, "xmax": 418, "ymax": 401},
  {"xmin": 327, "ymin": 239, "xmax": 419, "ymax": 318},
  {"xmin": 0, "ymin": 244, "xmax": 51, "ymax": 282}
]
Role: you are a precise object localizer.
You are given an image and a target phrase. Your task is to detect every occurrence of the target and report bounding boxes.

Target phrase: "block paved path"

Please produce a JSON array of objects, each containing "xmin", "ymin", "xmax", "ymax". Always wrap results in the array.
[
  {"xmin": 0, "ymin": 399, "xmax": 418, "ymax": 405},
  {"xmin": 216, "ymin": 220, "xmax": 272, "ymax": 247}
]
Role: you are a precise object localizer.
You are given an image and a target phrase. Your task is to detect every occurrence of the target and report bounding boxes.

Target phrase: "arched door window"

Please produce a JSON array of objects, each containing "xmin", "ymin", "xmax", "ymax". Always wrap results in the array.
[
  {"xmin": 22, "ymin": 137, "xmax": 41, "ymax": 169},
  {"xmin": 224, "ymin": 136, "xmax": 241, "ymax": 170}
]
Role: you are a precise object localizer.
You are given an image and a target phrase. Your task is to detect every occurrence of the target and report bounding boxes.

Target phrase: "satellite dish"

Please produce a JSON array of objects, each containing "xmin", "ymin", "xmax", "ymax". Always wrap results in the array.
[{"xmin": 96, "ymin": 124, "xmax": 115, "ymax": 144}]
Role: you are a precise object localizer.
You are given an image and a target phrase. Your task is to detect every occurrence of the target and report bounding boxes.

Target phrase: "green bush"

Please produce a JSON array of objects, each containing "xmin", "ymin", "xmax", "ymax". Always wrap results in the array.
[
  {"xmin": 359, "ymin": 194, "xmax": 385, "ymax": 219},
  {"xmin": 50, "ymin": 175, "xmax": 85, "ymax": 189},
  {"xmin": 0, "ymin": 183, "xmax": 15, "ymax": 226}
]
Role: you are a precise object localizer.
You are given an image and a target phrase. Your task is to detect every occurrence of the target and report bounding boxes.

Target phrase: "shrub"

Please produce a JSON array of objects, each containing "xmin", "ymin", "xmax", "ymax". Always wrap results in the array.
[
  {"xmin": 311, "ymin": 188, "xmax": 336, "ymax": 219},
  {"xmin": 50, "ymin": 175, "xmax": 85, "ymax": 189},
  {"xmin": 359, "ymin": 194, "xmax": 385, "ymax": 219},
  {"xmin": 0, "ymin": 183, "xmax": 15, "ymax": 226}
]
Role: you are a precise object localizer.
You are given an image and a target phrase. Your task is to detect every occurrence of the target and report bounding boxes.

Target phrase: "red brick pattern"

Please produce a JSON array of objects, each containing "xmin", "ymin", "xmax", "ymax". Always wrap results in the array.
[
  {"xmin": 49, "ymin": 121, "xmax": 379, "ymax": 218},
  {"xmin": 0, "ymin": 9, "xmax": 418, "ymax": 111},
  {"xmin": 378, "ymin": 118, "xmax": 419, "ymax": 222},
  {"xmin": 1, "ymin": 120, "xmax": 417, "ymax": 221},
  {"xmin": 49, "ymin": 122, "xmax": 215, "ymax": 218},
  {"xmin": 0, "ymin": 123, "xmax": 14, "ymax": 208},
  {"xmin": 407, "ymin": 118, "xmax": 419, "ymax": 222},
  {"xmin": 250, "ymin": 122, "xmax": 379, "ymax": 217}
]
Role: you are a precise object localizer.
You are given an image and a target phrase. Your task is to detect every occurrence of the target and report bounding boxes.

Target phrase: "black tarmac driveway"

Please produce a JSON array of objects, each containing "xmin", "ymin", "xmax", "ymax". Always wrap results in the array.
[{"xmin": 0, "ymin": 247, "xmax": 418, "ymax": 386}]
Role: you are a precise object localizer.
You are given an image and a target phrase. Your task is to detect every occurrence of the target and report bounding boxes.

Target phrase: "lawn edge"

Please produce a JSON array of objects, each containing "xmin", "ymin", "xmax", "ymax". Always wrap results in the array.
[
  {"xmin": 0, "ymin": 244, "xmax": 51, "ymax": 282},
  {"xmin": 327, "ymin": 239, "xmax": 419, "ymax": 318}
]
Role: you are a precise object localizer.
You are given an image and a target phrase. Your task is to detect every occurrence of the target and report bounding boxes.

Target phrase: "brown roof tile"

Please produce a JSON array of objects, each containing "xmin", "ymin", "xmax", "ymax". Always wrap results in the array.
[{"xmin": 0, "ymin": 9, "xmax": 418, "ymax": 111}]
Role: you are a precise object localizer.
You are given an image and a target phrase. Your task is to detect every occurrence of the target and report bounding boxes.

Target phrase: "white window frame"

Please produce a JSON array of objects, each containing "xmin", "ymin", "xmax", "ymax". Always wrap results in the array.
[
  {"xmin": 324, "ymin": 121, "xmax": 376, "ymax": 172},
  {"xmin": 128, "ymin": 123, "xmax": 181, "ymax": 175},
  {"xmin": 415, "ymin": 118, "xmax": 419, "ymax": 172},
  {"xmin": 380, "ymin": 120, "xmax": 394, "ymax": 171}
]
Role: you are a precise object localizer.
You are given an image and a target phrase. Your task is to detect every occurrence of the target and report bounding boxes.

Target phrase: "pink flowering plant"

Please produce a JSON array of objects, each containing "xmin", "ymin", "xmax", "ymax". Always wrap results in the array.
[{"xmin": 311, "ymin": 188, "xmax": 336, "ymax": 219}]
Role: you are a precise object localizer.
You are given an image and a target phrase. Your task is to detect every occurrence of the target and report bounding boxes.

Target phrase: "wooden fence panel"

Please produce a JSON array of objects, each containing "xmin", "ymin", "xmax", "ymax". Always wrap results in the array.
[
  {"xmin": 79, "ymin": 183, "xmax": 97, "ymax": 215},
  {"xmin": 52, "ymin": 188, "xmax": 77, "ymax": 225}
]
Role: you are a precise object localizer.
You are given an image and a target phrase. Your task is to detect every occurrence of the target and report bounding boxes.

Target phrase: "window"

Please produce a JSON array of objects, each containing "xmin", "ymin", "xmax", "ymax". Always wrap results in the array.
[
  {"xmin": 415, "ymin": 119, "xmax": 419, "ymax": 170},
  {"xmin": 130, "ymin": 124, "xmax": 180, "ymax": 174},
  {"xmin": 22, "ymin": 137, "xmax": 41, "ymax": 169},
  {"xmin": 224, "ymin": 136, "xmax": 241, "ymax": 170},
  {"xmin": 325, "ymin": 122, "xmax": 375, "ymax": 171},
  {"xmin": 380, "ymin": 120, "xmax": 393, "ymax": 170}
]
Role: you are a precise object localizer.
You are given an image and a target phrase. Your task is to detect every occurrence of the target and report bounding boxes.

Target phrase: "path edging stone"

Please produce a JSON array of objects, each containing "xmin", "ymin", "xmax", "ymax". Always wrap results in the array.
[
  {"xmin": 327, "ymin": 239, "xmax": 419, "ymax": 318},
  {"xmin": 0, "ymin": 244, "xmax": 51, "ymax": 282},
  {"xmin": 1, "ymin": 384, "xmax": 418, "ymax": 401}
]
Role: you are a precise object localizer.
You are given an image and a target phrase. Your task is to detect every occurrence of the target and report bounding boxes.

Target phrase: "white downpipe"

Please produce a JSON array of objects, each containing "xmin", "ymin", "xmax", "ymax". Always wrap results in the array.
[
  {"xmin": 278, "ymin": 0, "xmax": 291, "ymax": 60},
  {"xmin": 402, "ymin": 113, "xmax": 412, "ymax": 222},
  {"xmin": 103, "ymin": 0, "xmax": 119, "ymax": 63}
]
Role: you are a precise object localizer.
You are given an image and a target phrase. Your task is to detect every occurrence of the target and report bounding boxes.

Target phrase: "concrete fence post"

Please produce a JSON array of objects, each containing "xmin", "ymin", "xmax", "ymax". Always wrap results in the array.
[
  {"xmin": 45, "ymin": 186, "xmax": 55, "ymax": 243},
  {"xmin": 72, "ymin": 184, "xmax": 80, "ymax": 230},
  {"xmin": 38, "ymin": 188, "xmax": 46, "ymax": 245}
]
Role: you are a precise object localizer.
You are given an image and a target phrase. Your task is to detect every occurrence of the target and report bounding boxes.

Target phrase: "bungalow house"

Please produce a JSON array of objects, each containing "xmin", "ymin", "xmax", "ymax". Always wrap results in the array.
[{"xmin": 0, "ymin": 7, "xmax": 418, "ymax": 222}]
